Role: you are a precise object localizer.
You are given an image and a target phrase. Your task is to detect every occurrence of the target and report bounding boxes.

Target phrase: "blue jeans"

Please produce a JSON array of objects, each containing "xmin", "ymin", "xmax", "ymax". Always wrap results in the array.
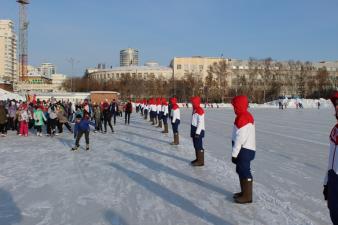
[
  {"xmin": 192, "ymin": 135, "xmax": 204, "ymax": 151},
  {"xmin": 171, "ymin": 119, "xmax": 180, "ymax": 133},
  {"xmin": 328, "ymin": 169, "xmax": 338, "ymax": 225},
  {"xmin": 236, "ymin": 148, "xmax": 255, "ymax": 179}
]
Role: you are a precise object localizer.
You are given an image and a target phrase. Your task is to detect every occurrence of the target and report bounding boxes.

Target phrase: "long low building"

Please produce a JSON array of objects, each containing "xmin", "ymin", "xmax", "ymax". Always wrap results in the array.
[{"xmin": 87, "ymin": 62, "xmax": 173, "ymax": 81}]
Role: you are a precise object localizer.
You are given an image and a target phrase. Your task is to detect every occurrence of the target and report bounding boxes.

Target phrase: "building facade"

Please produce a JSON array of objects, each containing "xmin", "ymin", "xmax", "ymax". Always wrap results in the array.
[
  {"xmin": 170, "ymin": 56, "xmax": 229, "ymax": 80},
  {"xmin": 38, "ymin": 63, "xmax": 56, "ymax": 79},
  {"xmin": 120, "ymin": 48, "xmax": 139, "ymax": 66},
  {"xmin": 0, "ymin": 20, "xmax": 17, "ymax": 83},
  {"xmin": 87, "ymin": 63, "xmax": 173, "ymax": 81}
]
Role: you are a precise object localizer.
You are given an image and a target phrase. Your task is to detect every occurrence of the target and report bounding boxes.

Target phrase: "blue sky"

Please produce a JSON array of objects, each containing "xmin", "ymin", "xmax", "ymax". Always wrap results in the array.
[{"xmin": 1, "ymin": 0, "xmax": 338, "ymax": 76}]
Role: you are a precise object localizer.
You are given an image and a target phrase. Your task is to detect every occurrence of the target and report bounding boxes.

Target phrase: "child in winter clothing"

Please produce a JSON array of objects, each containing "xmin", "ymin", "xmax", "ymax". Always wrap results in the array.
[
  {"xmin": 170, "ymin": 97, "xmax": 180, "ymax": 145},
  {"xmin": 33, "ymin": 106, "xmax": 47, "ymax": 136},
  {"xmin": 47, "ymin": 104, "xmax": 58, "ymax": 136},
  {"xmin": 231, "ymin": 95, "xmax": 256, "ymax": 204},
  {"xmin": 72, "ymin": 113, "xmax": 90, "ymax": 151},
  {"xmin": 19, "ymin": 104, "xmax": 30, "ymax": 136},
  {"xmin": 323, "ymin": 91, "xmax": 338, "ymax": 224},
  {"xmin": 190, "ymin": 96, "xmax": 205, "ymax": 166},
  {"xmin": 93, "ymin": 104, "xmax": 103, "ymax": 132}
]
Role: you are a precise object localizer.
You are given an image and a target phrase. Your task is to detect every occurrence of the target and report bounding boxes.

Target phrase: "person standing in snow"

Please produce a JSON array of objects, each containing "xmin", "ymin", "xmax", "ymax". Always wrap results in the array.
[
  {"xmin": 47, "ymin": 103, "xmax": 58, "ymax": 136},
  {"xmin": 170, "ymin": 97, "xmax": 180, "ymax": 145},
  {"xmin": 190, "ymin": 96, "xmax": 205, "ymax": 166},
  {"xmin": 93, "ymin": 104, "xmax": 103, "ymax": 133},
  {"xmin": 144, "ymin": 100, "xmax": 149, "ymax": 120},
  {"xmin": 110, "ymin": 99, "xmax": 118, "ymax": 126},
  {"xmin": 18, "ymin": 104, "xmax": 30, "ymax": 136},
  {"xmin": 0, "ymin": 101, "xmax": 8, "ymax": 137},
  {"xmin": 72, "ymin": 113, "xmax": 90, "ymax": 151},
  {"xmin": 156, "ymin": 98, "xmax": 162, "ymax": 128},
  {"xmin": 7, "ymin": 101, "xmax": 17, "ymax": 131},
  {"xmin": 102, "ymin": 100, "xmax": 114, "ymax": 133},
  {"xmin": 323, "ymin": 91, "xmax": 338, "ymax": 224},
  {"xmin": 124, "ymin": 100, "xmax": 132, "ymax": 125},
  {"xmin": 231, "ymin": 95, "xmax": 256, "ymax": 204},
  {"xmin": 33, "ymin": 105, "xmax": 47, "ymax": 136},
  {"xmin": 161, "ymin": 98, "xmax": 169, "ymax": 134}
]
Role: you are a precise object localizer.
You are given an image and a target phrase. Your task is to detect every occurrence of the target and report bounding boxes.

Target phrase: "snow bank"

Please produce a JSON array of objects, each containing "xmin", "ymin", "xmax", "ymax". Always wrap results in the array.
[
  {"xmin": 0, "ymin": 88, "xmax": 25, "ymax": 101},
  {"xmin": 176, "ymin": 98, "xmax": 333, "ymax": 109},
  {"xmin": 265, "ymin": 98, "xmax": 332, "ymax": 108}
]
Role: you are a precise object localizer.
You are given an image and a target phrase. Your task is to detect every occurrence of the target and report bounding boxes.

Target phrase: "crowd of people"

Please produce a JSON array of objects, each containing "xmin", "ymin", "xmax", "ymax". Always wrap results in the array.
[{"xmin": 0, "ymin": 92, "xmax": 337, "ymax": 222}]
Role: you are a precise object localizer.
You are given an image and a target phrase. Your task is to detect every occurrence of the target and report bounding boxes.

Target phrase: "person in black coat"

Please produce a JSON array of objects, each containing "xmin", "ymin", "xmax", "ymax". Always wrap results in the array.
[
  {"xmin": 124, "ymin": 100, "xmax": 132, "ymax": 125},
  {"xmin": 109, "ymin": 99, "xmax": 118, "ymax": 125}
]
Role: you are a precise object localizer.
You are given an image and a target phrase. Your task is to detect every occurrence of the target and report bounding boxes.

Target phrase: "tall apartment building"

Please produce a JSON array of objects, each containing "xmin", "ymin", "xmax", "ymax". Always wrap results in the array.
[
  {"xmin": 0, "ymin": 20, "xmax": 17, "ymax": 82},
  {"xmin": 120, "ymin": 48, "xmax": 139, "ymax": 66}
]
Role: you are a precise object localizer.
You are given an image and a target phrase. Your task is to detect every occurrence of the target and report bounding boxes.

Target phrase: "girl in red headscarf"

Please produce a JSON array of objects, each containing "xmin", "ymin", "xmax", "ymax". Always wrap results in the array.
[
  {"xmin": 170, "ymin": 97, "xmax": 180, "ymax": 145},
  {"xmin": 190, "ymin": 96, "xmax": 205, "ymax": 166}
]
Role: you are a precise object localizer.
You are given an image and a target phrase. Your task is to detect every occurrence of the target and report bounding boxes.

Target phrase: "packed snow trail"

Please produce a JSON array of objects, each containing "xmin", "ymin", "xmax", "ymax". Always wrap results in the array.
[{"xmin": 0, "ymin": 108, "xmax": 333, "ymax": 225}]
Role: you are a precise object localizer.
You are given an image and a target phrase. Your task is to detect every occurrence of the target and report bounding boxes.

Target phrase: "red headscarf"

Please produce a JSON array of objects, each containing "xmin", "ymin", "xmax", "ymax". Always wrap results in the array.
[
  {"xmin": 190, "ymin": 96, "xmax": 204, "ymax": 115},
  {"xmin": 231, "ymin": 95, "xmax": 254, "ymax": 128},
  {"xmin": 170, "ymin": 97, "xmax": 179, "ymax": 110},
  {"xmin": 161, "ymin": 98, "xmax": 168, "ymax": 106}
]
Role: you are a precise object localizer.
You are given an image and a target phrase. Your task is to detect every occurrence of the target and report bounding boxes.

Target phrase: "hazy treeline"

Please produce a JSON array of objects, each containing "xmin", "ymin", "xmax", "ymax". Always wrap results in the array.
[{"xmin": 63, "ymin": 58, "xmax": 337, "ymax": 103}]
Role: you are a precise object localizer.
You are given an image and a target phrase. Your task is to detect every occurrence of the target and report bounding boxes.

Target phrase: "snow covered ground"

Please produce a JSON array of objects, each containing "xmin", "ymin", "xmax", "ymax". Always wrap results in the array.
[{"xmin": 0, "ymin": 108, "xmax": 335, "ymax": 225}]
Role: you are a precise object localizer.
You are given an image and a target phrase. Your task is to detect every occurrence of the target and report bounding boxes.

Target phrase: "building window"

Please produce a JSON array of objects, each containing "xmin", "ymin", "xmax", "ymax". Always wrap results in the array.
[{"xmin": 177, "ymin": 64, "xmax": 182, "ymax": 70}]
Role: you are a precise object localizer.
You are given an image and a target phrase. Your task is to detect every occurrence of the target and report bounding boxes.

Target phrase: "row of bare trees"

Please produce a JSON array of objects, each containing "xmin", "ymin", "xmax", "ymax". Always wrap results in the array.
[{"xmin": 62, "ymin": 58, "xmax": 337, "ymax": 103}]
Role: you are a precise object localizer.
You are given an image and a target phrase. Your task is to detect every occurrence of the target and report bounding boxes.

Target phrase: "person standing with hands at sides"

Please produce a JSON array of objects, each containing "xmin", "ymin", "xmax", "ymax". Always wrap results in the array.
[
  {"xmin": 231, "ymin": 95, "xmax": 256, "ymax": 204},
  {"xmin": 124, "ymin": 99, "xmax": 132, "ymax": 125},
  {"xmin": 190, "ymin": 96, "xmax": 205, "ymax": 166},
  {"xmin": 323, "ymin": 91, "xmax": 338, "ymax": 225},
  {"xmin": 161, "ymin": 98, "xmax": 169, "ymax": 133},
  {"xmin": 170, "ymin": 97, "xmax": 180, "ymax": 145},
  {"xmin": 102, "ymin": 100, "xmax": 114, "ymax": 133}
]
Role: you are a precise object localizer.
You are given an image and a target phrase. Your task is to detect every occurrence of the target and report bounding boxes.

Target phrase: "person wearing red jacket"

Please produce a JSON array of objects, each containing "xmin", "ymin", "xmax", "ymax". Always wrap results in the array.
[
  {"xmin": 190, "ymin": 96, "xmax": 205, "ymax": 166},
  {"xmin": 231, "ymin": 95, "xmax": 256, "ymax": 204},
  {"xmin": 323, "ymin": 91, "xmax": 338, "ymax": 225}
]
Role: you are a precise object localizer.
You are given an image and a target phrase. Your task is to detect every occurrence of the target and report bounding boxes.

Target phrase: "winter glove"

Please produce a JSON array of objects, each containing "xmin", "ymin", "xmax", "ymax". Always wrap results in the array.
[
  {"xmin": 323, "ymin": 185, "xmax": 328, "ymax": 201},
  {"xmin": 194, "ymin": 134, "xmax": 200, "ymax": 139},
  {"xmin": 232, "ymin": 157, "xmax": 237, "ymax": 164}
]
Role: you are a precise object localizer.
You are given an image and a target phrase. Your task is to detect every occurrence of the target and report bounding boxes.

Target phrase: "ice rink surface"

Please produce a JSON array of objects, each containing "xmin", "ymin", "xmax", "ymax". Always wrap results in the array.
[{"xmin": 0, "ymin": 108, "xmax": 335, "ymax": 225}]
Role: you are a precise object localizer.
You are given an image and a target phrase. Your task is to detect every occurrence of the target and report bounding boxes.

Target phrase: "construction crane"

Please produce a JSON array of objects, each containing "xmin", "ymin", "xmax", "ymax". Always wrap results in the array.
[{"xmin": 17, "ymin": 0, "xmax": 29, "ymax": 82}]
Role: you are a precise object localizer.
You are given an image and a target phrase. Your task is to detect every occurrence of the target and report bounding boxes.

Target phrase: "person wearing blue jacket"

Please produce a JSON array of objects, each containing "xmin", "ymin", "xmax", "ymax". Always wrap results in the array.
[{"xmin": 72, "ymin": 113, "xmax": 90, "ymax": 151}]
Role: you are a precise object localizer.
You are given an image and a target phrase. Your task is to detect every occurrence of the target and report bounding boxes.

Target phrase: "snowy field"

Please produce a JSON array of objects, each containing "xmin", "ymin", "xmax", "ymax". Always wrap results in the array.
[{"xmin": 0, "ymin": 108, "xmax": 335, "ymax": 225}]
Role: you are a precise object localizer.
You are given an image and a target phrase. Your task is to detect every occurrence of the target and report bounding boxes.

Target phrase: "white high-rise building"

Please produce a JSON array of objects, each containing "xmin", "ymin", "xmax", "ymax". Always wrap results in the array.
[
  {"xmin": 0, "ymin": 20, "xmax": 17, "ymax": 82},
  {"xmin": 38, "ymin": 63, "xmax": 56, "ymax": 79},
  {"xmin": 120, "ymin": 48, "xmax": 139, "ymax": 66}
]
